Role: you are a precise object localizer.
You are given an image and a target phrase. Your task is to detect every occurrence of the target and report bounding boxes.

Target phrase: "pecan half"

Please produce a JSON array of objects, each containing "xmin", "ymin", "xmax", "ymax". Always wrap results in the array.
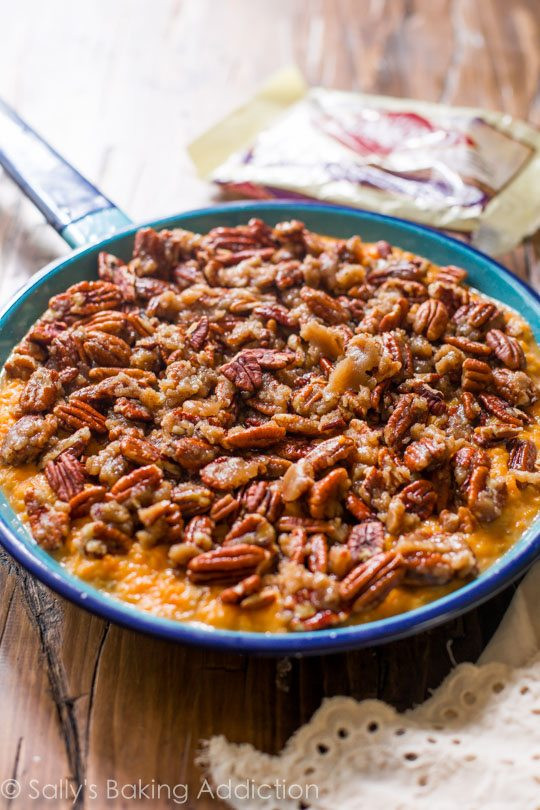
[
  {"xmin": 220, "ymin": 355, "xmax": 262, "ymax": 393},
  {"xmin": 25, "ymin": 490, "xmax": 69, "ymax": 550},
  {"xmin": 239, "ymin": 348, "xmax": 295, "ymax": 369},
  {"xmin": 307, "ymin": 533, "xmax": 328, "ymax": 573},
  {"xmin": 84, "ymin": 521, "xmax": 132, "ymax": 555},
  {"xmin": 478, "ymin": 393, "xmax": 531, "ymax": 426},
  {"xmin": 339, "ymin": 551, "xmax": 403, "ymax": 611},
  {"xmin": 413, "ymin": 299, "xmax": 449, "ymax": 341},
  {"xmin": 486, "ymin": 329, "xmax": 525, "ymax": 370},
  {"xmin": 110, "ymin": 464, "xmax": 163, "ymax": 504},
  {"xmin": 308, "ymin": 467, "xmax": 350, "ymax": 519},
  {"xmin": 55, "ymin": 399, "xmax": 107, "ymax": 434},
  {"xmin": 45, "ymin": 453, "xmax": 85, "ymax": 502},
  {"xmin": 113, "ymin": 397, "xmax": 154, "ymax": 422},
  {"xmin": 240, "ymin": 480, "xmax": 282, "ymax": 522},
  {"xmin": 461, "ymin": 358, "xmax": 492, "ymax": 392},
  {"xmin": 172, "ymin": 483, "xmax": 214, "ymax": 516},
  {"xmin": 226, "ymin": 423, "xmax": 286, "ymax": 450},
  {"xmin": 384, "ymin": 394, "xmax": 428, "ymax": 447},
  {"xmin": 49, "ymin": 281, "xmax": 122, "ymax": 319},
  {"xmin": 19, "ymin": 367, "xmax": 61, "ymax": 413},
  {"xmin": 453, "ymin": 446, "xmax": 490, "ymax": 508},
  {"xmin": 187, "ymin": 543, "xmax": 268, "ymax": 585},
  {"xmin": 200, "ymin": 456, "xmax": 261, "ymax": 491},
  {"xmin": 220, "ymin": 574, "xmax": 262, "ymax": 604},
  {"xmin": 404, "ymin": 433, "xmax": 447, "ymax": 472},
  {"xmin": 347, "ymin": 520, "xmax": 385, "ymax": 562},
  {"xmin": 508, "ymin": 439, "xmax": 537, "ymax": 472},
  {"xmin": 454, "ymin": 301, "xmax": 499, "ymax": 328},
  {"xmin": 183, "ymin": 515, "xmax": 214, "ymax": 549},
  {"xmin": 436, "ymin": 265, "xmax": 467, "ymax": 285},
  {"xmin": 444, "ymin": 336, "xmax": 492, "ymax": 357},
  {"xmin": 396, "ymin": 531, "xmax": 477, "ymax": 584},
  {"xmin": 300, "ymin": 287, "xmax": 348, "ymax": 324},
  {"xmin": 378, "ymin": 298, "xmax": 409, "ymax": 332},
  {"xmin": 170, "ymin": 437, "xmax": 217, "ymax": 472},
  {"xmin": 81, "ymin": 331, "xmax": 131, "ymax": 367},
  {"xmin": 399, "ymin": 479, "xmax": 437, "ymax": 519},
  {"xmin": 120, "ymin": 435, "xmax": 160, "ymax": 465},
  {"xmin": 69, "ymin": 485, "xmax": 107, "ymax": 518},
  {"xmin": 224, "ymin": 513, "xmax": 275, "ymax": 548},
  {"xmin": 187, "ymin": 316, "xmax": 210, "ymax": 350},
  {"xmin": 209, "ymin": 494, "xmax": 239, "ymax": 522},
  {"xmin": 368, "ymin": 261, "xmax": 424, "ymax": 286},
  {"xmin": 345, "ymin": 493, "xmax": 374, "ymax": 522}
]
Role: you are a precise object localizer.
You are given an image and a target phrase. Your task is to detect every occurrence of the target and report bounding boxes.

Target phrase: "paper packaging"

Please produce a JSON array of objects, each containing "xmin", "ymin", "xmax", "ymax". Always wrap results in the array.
[{"xmin": 189, "ymin": 67, "xmax": 540, "ymax": 256}]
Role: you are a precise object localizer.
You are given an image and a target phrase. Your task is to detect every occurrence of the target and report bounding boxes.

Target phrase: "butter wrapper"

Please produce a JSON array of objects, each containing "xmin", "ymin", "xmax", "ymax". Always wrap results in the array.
[{"xmin": 189, "ymin": 68, "xmax": 540, "ymax": 255}]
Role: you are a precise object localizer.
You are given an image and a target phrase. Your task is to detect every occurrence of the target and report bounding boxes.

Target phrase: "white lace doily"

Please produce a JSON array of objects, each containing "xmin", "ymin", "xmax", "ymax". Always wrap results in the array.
[{"xmin": 201, "ymin": 563, "xmax": 540, "ymax": 810}]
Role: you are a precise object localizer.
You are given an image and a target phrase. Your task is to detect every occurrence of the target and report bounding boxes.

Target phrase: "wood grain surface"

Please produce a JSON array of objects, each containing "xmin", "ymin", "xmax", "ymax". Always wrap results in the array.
[{"xmin": 0, "ymin": 1, "xmax": 539, "ymax": 807}]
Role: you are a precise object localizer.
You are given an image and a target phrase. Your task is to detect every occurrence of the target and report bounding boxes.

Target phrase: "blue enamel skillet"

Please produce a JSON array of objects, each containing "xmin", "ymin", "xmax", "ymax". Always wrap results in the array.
[{"xmin": 0, "ymin": 99, "xmax": 538, "ymax": 654}]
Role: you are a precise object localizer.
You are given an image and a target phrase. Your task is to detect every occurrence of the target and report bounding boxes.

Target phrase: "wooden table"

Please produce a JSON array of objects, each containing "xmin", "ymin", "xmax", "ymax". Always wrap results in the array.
[{"xmin": 0, "ymin": 1, "xmax": 539, "ymax": 807}]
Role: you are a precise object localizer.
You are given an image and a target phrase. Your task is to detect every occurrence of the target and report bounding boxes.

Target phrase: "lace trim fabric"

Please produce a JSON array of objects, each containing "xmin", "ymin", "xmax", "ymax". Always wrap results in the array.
[{"xmin": 201, "ymin": 563, "xmax": 540, "ymax": 810}]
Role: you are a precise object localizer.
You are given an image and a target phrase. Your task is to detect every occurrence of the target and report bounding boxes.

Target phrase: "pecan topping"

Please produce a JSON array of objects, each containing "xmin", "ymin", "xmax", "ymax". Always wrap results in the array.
[
  {"xmin": 413, "ymin": 299, "xmax": 449, "ymax": 341},
  {"xmin": 486, "ymin": 329, "xmax": 525, "ymax": 370},
  {"xmin": 3, "ymin": 218, "xmax": 540, "ymax": 634}
]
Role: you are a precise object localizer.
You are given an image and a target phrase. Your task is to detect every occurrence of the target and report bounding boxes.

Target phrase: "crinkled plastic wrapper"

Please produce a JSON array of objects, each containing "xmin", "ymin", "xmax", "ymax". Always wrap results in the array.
[{"xmin": 189, "ymin": 68, "xmax": 540, "ymax": 255}]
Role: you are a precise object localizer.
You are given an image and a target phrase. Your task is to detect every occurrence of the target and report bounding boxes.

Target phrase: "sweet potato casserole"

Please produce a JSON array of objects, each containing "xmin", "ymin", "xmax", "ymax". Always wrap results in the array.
[{"xmin": 1, "ymin": 219, "xmax": 540, "ymax": 632}]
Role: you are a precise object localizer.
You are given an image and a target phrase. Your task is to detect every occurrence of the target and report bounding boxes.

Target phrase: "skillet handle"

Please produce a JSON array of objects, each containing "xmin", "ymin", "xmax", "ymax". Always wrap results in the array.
[{"xmin": 0, "ymin": 98, "xmax": 132, "ymax": 249}]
